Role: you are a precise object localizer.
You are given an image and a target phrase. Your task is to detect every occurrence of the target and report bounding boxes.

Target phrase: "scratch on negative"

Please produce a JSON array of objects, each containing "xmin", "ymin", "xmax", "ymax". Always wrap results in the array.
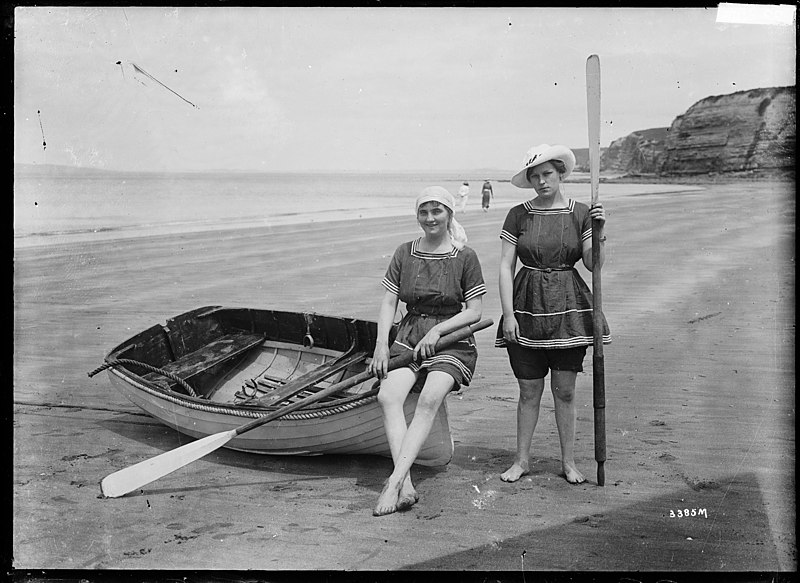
[{"xmin": 688, "ymin": 312, "xmax": 722, "ymax": 324}]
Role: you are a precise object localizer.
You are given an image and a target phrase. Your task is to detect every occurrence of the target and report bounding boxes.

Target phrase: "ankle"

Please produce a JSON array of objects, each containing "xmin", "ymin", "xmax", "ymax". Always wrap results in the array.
[{"xmin": 385, "ymin": 476, "xmax": 403, "ymax": 490}]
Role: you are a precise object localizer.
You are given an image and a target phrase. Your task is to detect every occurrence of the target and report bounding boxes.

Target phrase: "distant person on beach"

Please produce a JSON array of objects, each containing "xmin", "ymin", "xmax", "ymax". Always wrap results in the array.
[
  {"xmin": 457, "ymin": 181, "xmax": 470, "ymax": 212},
  {"xmin": 481, "ymin": 179, "xmax": 493, "ymax": 212},
  {"xmin": 495, "ymin": 144, "xmax": 610, "ymax": 485},
  {"xmin": 369, "ymin": 186, "xmax": 486, "ymax": 516}
]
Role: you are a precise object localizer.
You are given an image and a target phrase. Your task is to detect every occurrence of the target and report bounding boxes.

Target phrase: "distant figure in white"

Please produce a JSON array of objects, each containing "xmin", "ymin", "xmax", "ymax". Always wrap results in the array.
[{"xmin": 457, "ymin": 182, "xmax": 470, "ymax": 212}]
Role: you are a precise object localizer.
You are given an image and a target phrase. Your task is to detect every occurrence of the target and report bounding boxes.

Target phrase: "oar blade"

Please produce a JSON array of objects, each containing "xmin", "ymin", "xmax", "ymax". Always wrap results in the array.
[
  {"xmin": 100, "ymin": 429, "xmax": 237, "ymax": 498},
  {"xmin": 586, "ymin": 54, "xmax": 601, "ymax": 205}
]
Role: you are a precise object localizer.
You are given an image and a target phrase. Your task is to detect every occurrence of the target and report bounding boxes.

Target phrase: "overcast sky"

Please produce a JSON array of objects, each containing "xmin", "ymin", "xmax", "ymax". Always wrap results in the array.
[{"xmin": 14, "ymin": 6, "xmax": 796, "ymax": 173}]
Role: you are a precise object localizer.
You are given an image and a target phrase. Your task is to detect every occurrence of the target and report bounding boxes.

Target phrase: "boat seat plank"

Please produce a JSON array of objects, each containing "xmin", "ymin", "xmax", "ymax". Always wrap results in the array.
[
  {"xmin": 252, "ymin": 350, "xmax": 368, "ymax": 407},
  {"xmin": 143, "ymin": 332, "xmax": 266, "ymax": 384}
]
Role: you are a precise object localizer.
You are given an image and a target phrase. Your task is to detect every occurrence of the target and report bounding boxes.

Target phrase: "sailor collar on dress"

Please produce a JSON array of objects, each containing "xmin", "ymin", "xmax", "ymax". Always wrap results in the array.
[
  {"xmin": 411, "ymin": 238, "xmax": 460, "ymax": 259},
  {"xmin": 523, "ymin": 198, "xmax": 575, "ymax": 214}
]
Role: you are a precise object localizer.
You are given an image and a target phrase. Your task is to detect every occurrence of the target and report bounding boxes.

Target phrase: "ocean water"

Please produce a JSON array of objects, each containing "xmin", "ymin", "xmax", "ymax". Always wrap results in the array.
[
  {"xmin": 13, "ymin": 167, "xmax": 516, "ymax": 245},
  {"xmin": 13, "ymin": 165, "xmax": 697, "ymax": 248}
]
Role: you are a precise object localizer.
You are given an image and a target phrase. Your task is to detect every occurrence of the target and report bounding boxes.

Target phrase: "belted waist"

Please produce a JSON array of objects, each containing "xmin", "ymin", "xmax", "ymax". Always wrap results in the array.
[
  {"xmin": 521, "ymin": 264, "xmax": 574, "ymax": 273},
  {"xmin": 407, "ymin": 306, "xmax": 462, "ymax": 318}
]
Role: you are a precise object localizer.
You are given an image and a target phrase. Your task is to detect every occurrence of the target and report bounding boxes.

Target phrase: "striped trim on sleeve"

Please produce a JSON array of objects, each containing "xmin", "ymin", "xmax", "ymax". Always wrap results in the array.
[
  {"xmin": 463, "ymin": 283, "xmax": 487, "ymax": 301},
  {"xmin": 500, "ymin": 230, "xmax": 518, "ymax": 245},
  {"xmin": 582, "ymin": 228, "xmax": 592, "ymax": 243},
  {"xmin": 381, "ymin": 277, "xmax": 399, "ymax": 295}
]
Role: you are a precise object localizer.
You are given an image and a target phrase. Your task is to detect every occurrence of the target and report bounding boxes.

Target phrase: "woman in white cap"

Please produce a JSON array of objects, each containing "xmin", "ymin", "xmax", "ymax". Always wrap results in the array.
[
  {"xmin": 457, "ymin": 181, "xmax": 470, "ymax": 212},
  {"xmin": 496, "ymin": 144, "xmax": 611, "ymax": 485},
  {"xmin": 369, "ymin": 186, "xmax": 486, "ymax": 516}
]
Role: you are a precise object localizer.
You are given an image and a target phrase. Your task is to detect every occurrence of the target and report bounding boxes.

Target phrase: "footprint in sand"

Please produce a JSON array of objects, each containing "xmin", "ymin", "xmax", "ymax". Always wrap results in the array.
[
  {"xmin": 191, "ymin": 522, "xmax": 234, "ymax": 535},
  {"xmin": 282, "ymin": 522, "xmax": 317, "ymax": 533},
  {"xmin": 681, "ymin": 474, "xmax": 721, "ymax": 491},
  {"xmin": 573, "ymin": 513, "xmax": 605, "ymax": 528},
  {"xmin": 123, "ymin": 548, "xmax": 152, "ymax": 557}
]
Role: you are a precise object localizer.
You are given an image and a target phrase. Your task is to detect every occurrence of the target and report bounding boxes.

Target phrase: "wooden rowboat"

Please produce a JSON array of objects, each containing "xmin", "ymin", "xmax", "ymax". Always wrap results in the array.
[{"xmin": 99, "ymin": 305, "xmax": 454, "ymax": 466}]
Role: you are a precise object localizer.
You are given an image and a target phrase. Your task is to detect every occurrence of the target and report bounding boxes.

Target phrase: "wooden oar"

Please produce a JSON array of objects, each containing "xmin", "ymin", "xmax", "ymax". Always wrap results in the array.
[
  {"xmin": 100, "ymin": 318, "xmax": 494, "ymax": 498},
  {"xmin": 586, "ymin": 54, "xmax": 606, "ymax": 486},
  {"xmin": 251, "ymin": 350, "xmax": 368, "ymax": 407}
]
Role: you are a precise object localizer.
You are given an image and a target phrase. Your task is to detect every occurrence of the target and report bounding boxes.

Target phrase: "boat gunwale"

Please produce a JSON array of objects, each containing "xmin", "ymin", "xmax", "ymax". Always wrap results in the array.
[
  {"xmin": 108, "ymin": 366, "xmax": 381, "ymax": 420},
  {"xmin": 103, "ymin": 305, "xmax": 384, "ymax": 413},
  {"xmin": 105, "ymin": 305, "xmax": 374, "ymax": 359}
]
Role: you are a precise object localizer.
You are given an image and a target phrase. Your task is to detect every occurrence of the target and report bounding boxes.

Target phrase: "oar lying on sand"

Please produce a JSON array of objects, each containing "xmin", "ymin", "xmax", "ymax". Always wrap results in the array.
[{"xmin": 100, "ymin": 318, "xmax": 494, "ymax": 498}]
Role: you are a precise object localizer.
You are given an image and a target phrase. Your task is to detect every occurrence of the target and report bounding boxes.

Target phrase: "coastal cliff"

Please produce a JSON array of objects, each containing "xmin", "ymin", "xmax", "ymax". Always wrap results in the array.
[
  {"xmin": 600, "ymin": 128, "xmax": 669, "ymax": 174},
  {"xmin": 658, "ymin": 86, "xmax": 795, "ymax": 175},
  {"xmin": 590, "ymin": 86, "xmax": 795, "ymax": 177}
]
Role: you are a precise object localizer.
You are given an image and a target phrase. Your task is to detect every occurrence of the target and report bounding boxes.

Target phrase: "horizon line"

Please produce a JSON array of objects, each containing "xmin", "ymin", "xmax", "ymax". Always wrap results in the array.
[{"xmin": 14, "ymin": 162, "xmax": 527, "ymax": 177}]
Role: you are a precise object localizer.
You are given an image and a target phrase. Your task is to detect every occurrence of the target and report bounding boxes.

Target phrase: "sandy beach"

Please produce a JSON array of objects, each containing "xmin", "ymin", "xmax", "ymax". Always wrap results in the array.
[{"xmin": 12, "ymin": 180, "xmax": 795, "ymax": 573}]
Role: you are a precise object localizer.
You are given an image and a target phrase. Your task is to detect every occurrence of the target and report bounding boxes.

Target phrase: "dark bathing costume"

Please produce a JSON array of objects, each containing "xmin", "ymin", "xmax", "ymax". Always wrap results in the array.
[
  {"xmin": 495, "ymin": 198, "xmax": 611, "ymax": 360},
  {"xmin": 382, "ymin": 239, "xmax": 486, "ymax": 390}
]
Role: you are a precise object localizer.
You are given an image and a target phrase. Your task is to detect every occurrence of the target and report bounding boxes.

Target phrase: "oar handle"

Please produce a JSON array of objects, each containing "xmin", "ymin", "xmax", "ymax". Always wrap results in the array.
[{"xmin": 234, "ymin": 318, "xmax": 494, "ymax": 436}]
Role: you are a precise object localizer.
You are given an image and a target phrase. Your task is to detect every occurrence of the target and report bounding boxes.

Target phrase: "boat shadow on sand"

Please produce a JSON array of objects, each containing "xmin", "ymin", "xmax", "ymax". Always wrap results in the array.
[{"xmin": 96, "ymin": 414, "xmax": 449, "ymax": 497}]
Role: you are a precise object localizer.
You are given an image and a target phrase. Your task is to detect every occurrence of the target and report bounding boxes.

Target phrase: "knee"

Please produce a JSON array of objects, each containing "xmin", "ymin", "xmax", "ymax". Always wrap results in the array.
[
  {"xmin": 414, "ymin": 376, "xmax": 452, "ymax": 416},
  {"xmin": 517, "ymin": 381, "xmax": 544, "ymax": 405},
  {"xmin": 552, "ymin": 385, "xmax": 576, "ymax": 403},
  {"xmin": 377, "ymin": 386, "xmax": 404, "ymax": 409},
  {"xmin": 415, "ymin": 393, "xmax": 442, "ymax": 417}
]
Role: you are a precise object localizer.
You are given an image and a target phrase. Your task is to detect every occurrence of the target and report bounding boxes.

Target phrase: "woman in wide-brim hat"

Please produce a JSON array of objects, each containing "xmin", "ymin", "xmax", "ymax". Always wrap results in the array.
[
  {"xmin": 496, "ymin": 144, "xmax": 611, "ymax": 485},
  {"xmin": 369, "ymin": 186, "xmax": 486, "ymax": 516}
]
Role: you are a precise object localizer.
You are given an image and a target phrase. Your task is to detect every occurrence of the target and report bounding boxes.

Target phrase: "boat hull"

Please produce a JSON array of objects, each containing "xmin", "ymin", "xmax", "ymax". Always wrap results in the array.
[{"xmin": 106, "ymin": 321, "xmax": 455, "ymax": 466}]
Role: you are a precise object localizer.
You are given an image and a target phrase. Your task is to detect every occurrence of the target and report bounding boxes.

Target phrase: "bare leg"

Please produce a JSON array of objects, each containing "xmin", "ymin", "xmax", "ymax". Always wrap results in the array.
[
  {"xmin": 501, "ymin": 378, "xmax": 545, "ymax": 482},
  {"xmin": 374, "ymin": 371, "xmax": 453, "ymax": 516},
  {"xmin": 375, "ymin": 368, "xmax": 418, "ymax": 515},
  {"xmin": 551, "ymin": 370, "xmax": 585, "ymax": 484}
]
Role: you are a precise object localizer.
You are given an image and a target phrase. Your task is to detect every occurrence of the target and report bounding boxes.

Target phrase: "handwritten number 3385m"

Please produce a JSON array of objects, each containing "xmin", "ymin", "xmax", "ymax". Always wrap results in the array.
[{"xmin": 669, "ymin": 508, "xmax": 708, "ymax": 518}]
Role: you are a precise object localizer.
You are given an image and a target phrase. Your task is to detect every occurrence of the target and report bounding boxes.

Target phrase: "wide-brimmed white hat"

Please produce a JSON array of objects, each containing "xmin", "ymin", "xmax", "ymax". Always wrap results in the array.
[{"xmin": 511, "ymin": 144, "xmax": 576, "ymax": 188}]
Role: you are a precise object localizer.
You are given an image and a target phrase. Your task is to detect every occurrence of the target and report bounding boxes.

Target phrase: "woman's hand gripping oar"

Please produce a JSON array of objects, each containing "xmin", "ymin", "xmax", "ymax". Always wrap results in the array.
[{"xmin": 99, "ymin": 318, "xmax": 494, "ymax": 498}]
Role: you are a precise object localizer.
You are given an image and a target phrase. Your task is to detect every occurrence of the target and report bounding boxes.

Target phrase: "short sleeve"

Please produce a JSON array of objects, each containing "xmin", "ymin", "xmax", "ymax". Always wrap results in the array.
[
  {"xmin": 461, "ymin": 248, "xmax": 487, "ymax": 302},
  {"xmin": 381, "ymin": 244, "xmax": 406, "ymax": 295},
  {"xmin": 499, "ymin": 205, "xmax": 522, "ymax": 246},
  {"xmin": 579, "ymin": 203, "xmax": 593, "ymax": 246}
]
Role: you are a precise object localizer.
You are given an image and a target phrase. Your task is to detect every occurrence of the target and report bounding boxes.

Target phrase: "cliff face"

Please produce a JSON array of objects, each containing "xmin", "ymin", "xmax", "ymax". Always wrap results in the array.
[
  {"xmin": 601, "ymin": 128, "xmax": 669, "ymax": 174},
  {"xmin": 571, "ymin": 148, "xmax": 610, "ymax": 173},
  {"xmin": 658, "ymin": 86, "xmax": 795, "ymax": 175}
]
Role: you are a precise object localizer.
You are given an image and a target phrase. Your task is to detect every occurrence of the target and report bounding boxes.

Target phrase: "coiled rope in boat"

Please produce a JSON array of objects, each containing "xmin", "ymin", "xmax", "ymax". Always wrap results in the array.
[
  {"xmin": 88, "ymin": 359, "xmax": 380, "ymax": 419},
  {"xmin": 87, "ymin": 359, "xmax": 199, "ymax": 398}
]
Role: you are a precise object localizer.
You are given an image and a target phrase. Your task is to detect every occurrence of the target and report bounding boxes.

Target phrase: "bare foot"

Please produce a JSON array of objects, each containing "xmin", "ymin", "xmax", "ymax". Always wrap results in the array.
[
  {"xmin": 562, "ymin": 462, "xmax": 586, "ymax": 484},
  {"xmin": 500, "ymin": 462, "xmax": 530, "ymax": 482},
  {"xmin": 396, "ymin": 478, "xmax": 419, "ymax": 511},
  {"xmin": 373, "ymin": 480, "xmax": 401, "ymax": 516}
]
